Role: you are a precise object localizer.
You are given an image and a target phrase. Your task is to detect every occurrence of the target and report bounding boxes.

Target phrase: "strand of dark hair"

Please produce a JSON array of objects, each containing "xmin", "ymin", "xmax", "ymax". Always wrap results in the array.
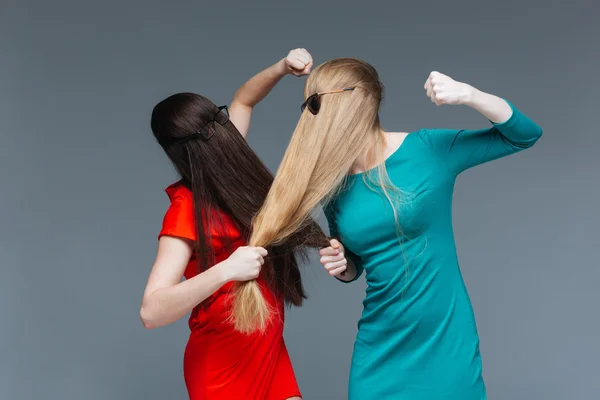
[{"xmin": 151, "ymin": 93, "xmax": 328, "ymax": 307}]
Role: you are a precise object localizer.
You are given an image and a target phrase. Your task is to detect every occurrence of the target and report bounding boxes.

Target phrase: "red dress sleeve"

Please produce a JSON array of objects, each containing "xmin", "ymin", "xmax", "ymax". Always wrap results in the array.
[{"xmin": 158, "ymin": 183, "xmax": 196, "ymax": 242}]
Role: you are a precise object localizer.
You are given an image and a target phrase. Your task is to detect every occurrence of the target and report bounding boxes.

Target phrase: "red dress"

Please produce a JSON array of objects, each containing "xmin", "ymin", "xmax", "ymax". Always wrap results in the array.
[{"xmin": 159, "ymin": 183, "xmax": 301, "ymax": 400}]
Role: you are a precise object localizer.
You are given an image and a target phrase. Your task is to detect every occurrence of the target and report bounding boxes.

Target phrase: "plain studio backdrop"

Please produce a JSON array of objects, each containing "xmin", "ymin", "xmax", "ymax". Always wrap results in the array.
[{"xmin": 1, "ymin": 0, "xmax": 597, "ymax": 399}]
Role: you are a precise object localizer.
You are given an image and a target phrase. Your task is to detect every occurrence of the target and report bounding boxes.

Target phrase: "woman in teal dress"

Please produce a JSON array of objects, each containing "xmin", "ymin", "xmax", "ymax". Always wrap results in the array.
[{"xmin": 302, "ymin": 60, "xmax": 543, "ymax": 399}]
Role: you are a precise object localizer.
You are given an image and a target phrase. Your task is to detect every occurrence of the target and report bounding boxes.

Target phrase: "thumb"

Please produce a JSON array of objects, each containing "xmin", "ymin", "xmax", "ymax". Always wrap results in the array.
[
  {"xmin": 330, "ymin": 238, "xmax": 341, "ymax": 250},
  {"xmin": 254, "ymin": 247, "xmax": 268, "ymax": 257}
]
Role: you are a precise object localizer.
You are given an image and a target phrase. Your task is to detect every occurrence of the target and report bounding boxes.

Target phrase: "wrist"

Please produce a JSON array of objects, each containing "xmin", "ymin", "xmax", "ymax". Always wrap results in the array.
[
  {"xmin": 214, "ymin": 260, "xmax": 233, "ymax": 284},
  {"xmin": 461, "ymin": 85, "xmax": 481, "ymax": 107},
  {"xmin": 274, "ymin": 58, "xmax": 289, "ymax": 77}
]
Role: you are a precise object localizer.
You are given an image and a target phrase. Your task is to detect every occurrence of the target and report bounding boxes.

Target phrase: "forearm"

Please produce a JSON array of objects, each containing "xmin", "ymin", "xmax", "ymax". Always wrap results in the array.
[
  {"xmin": 140, "ymin": 262, "xmax": 230, "ymax": 329},
  {"xmin": 232, "ymin": 58, "xmax": 287, "ymax": 108},
  {"xmin": 464, "ymin": 88, "xmax": 513, "ymax": 124},
  {"xmin": 464, "ymin": 88, "xmax": 543, "ymax": 144}
]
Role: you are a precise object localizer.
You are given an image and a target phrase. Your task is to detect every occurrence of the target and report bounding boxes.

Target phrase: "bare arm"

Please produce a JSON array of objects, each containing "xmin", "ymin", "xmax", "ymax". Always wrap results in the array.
[
  {"xmin": 423, "ymin": 71, "xmax": 542, "ymax": 174},
  {"xmin": 425, "ymin": 71, "xmax": 513, "ymax": 122},
  {"xmin": 140, "ymin": 237, "xmax": 266, "ymax": 329},
  {"xmin": 229, "ymin": 48, "xmax": 313, "ymax": 138},
  {"xmin": 464, "ymin": 89, "xmax": 513, "ymax": 123}
]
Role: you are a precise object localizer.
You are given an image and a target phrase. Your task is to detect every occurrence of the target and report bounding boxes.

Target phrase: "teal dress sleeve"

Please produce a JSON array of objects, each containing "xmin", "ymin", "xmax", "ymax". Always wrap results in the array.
[
  {"xmin": 419, "ymin": 101, "xmax": 543, "ymax": 175},
  {"xmin": 323, "ymin": 202, "xmax": 364, "ymax": 283}
]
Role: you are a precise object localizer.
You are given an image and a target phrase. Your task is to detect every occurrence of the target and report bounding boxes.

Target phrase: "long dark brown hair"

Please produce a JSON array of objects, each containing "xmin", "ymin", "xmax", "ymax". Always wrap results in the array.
[{"xmin": 151, "ymin": 92, "xmax": 328, "ymax": 307}]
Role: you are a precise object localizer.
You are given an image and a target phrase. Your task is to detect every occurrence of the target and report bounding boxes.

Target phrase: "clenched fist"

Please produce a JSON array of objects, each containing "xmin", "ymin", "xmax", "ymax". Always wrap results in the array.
[
  {"xmin": 222, "ymin": 246, "xmax": 267, "ymax": 282},
  {"xmin": 424, "ymin": 71, "xmax": 474, "ymax": 106},
  {"xmin": 319, "ymin": 239, "xmax": 348, "ymax": 277},
  {"xmin": 284, "ymin": 48, "xmax": 313, "ymax": 77}
]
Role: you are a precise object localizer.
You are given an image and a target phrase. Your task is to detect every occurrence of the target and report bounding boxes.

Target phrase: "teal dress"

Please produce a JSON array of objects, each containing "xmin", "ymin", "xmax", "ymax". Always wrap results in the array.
[{"xmin": 324, "ymin": 103, "xmax": 542, "ymax": 400}]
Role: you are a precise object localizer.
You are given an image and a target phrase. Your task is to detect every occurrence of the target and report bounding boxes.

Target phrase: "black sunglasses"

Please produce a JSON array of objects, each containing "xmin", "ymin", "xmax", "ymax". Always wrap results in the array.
[
  {"xmin": 168, "ymin": 105, "xmax": 229, "ymax": 145},
  {"xmin": 301, "ymin": 87, "xmax": 355, "ymax": 115},
  {"xmin": 195, "ymin": 105, "xmax": 229, "ymax": 140}
]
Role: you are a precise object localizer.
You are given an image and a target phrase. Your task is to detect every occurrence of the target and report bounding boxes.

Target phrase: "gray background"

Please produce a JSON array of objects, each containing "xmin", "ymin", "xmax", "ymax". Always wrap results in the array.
[{"xmin": 1, "ymin": 0, "xmax": 598, "ymax": 399}]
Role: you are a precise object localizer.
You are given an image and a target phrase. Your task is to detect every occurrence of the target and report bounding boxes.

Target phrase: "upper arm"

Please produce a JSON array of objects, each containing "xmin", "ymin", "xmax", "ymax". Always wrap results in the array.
[
  {"xmin": 420, "ymin": 127, "xmax": 517, "ymax": 175},
  {"xmin": 228, "ymin": 101, "xmax": 253, "ymax": 139},
  {"xmin": 143, "ymin": 236, "xmax": 193, "ymax": 298},
  {"xmin": 419, "ymin": 103, "xmax": 542, "ymax": 175},
  {"xmin": 145, "ymin": 188, "xmax": 197, "ymax": 297}
]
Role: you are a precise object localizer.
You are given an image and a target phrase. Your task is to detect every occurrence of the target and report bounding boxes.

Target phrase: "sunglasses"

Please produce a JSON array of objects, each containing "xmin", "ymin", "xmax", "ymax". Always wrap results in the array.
[
  {"xmin": 168, "ymin": 105, "xmax": 229, "ymax": 145},
  {"xmin": 301, "ymin": 87, "xmax": 355, "ymax": 115},
  {"xmin": 196, "ymin": 105, "xmax": 229, "ymax": 140}
]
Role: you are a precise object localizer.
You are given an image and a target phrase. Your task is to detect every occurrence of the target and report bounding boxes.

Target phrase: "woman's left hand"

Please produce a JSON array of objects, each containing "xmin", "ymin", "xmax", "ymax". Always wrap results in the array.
[
  {"xmin": 424, "ymin": 71, "xmax": 474, "ymax": 106},
  {"xmin": 284, "ymin": 48, "xmax": 313, "ymax": 77}
]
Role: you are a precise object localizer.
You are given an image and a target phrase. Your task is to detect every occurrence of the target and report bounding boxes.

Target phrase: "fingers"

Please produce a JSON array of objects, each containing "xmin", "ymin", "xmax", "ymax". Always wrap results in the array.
[
  {"xmin": 295, "ymin": 51, "xmax": 311, "ymax": 65},
  {"xmin": 425, "ymin": 71, "xmax": 442, "ymax": 105},
  {"xmin": 299, "ymin": 48, "xmax": 313, "ymax": 63},
  {"xmin": 287, "ymin": 56, "xmax": 306, "ymax": 71},
  {"xmin": 429, "ymin": 71, "xmax": 442, "ymax": 83},
  {"xmin": 250, "ymin": 263, "xmax": 261, "ymax": 279},
  {"xmin": 328, "ymin": 265, "xmax": 347, "ymax": 277},
  {"xmin": 287, "ymin": 48, "xmax": 313, "ymax": 76},
  {"xmin": 292, "ymin": 48, "xmax": 312, "ymax": 65},
  {"xmin": 324, "ymin": 260, "xmax": 347, "ymax": 276},
  {"xmin": 319, "ymin": 246, "xmax": 340, "ymax": 256},
  {"xmin": 254, "ymin": 247, "xmax": 268, "ymax": 257},
  {"xmin": 330, "ymin": 238, "xmax": 342, "ymax": 250},
  {"xmin": 250, "ymin": 247, "xmax": 267, "ymax": 266},
  {"xmin": 303, "ymin": 61, "xmax": 313, "ymax": 74},
  {"xmin": 320, "ymin": 254, "xmax": 345, "ymax": 264}
]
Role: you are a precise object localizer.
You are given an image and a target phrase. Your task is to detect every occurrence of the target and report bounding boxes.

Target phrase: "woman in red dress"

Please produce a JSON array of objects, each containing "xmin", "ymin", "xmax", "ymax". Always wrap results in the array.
[{"xmin": 139, "ymin": 48, "xmax": 329, "ymax": 399}]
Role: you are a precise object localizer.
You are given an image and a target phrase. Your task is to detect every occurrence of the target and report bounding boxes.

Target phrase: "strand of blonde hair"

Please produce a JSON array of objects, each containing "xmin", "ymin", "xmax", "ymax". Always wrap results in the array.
[{"xmin": 230, "ymin": 58, "xmax": 392, "ymax": 334}]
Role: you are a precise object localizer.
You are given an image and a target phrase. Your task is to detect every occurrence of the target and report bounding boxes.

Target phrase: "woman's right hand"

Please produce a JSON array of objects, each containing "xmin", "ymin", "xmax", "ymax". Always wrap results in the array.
[
  {"xmin": 319, "ymin": 239, "xmax": 348, "ymax": 277},
  {"xmin": 221, "ymin": 246, "xmax": 268, "ymax": 282}
]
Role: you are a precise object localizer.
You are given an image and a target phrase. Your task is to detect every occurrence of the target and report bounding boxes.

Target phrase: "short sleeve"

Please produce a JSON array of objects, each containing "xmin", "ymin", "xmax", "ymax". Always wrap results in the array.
[
  {"xmin": 322, "ymin": 202, "xmax": 364, "ymax": 283},
  {"xmin": 158, "ymin": 188, "xmax": 196, "ymax": 242}
]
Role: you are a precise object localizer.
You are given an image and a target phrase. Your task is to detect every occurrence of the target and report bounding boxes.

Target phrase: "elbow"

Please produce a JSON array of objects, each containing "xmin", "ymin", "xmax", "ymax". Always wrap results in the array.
[
  {"xmin": 532, "ymin": 124, "xmax": 543, "ymax": 142},
  {"xmin": 231, "ymin": 97, "xmax": 255, "ymax": 111},
  {"xmin": 516, "ymin": 124, "xmax": 543, "ymax": 149},
  {"xmin": 526, "ymin": 125, "xmax": 543, "ymax": 149},
  {"xmin": 140, "ymin": 303, "xmax": 159, "ymax": 330}
]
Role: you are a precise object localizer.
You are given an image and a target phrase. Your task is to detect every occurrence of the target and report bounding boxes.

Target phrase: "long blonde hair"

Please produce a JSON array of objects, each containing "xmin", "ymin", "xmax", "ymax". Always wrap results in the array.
[{"xmin": 231, "ymin": 58, "xmax": 398, "ymax": 334}]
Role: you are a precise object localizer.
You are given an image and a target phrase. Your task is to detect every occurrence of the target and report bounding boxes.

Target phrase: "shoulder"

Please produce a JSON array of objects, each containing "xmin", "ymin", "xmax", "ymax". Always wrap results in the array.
[
  {"xmin": 416, "ymin": 128, "xmax": 460, "ymax": 147},
  {"xmin": 414, "ymin": 128, "xmax": 468, "ymax": 161},
  {"xmin": 159, "ymin": 182, "xmax": 195, "ymax": 241},
  {"xmin": 165, "ymin": 181, "xmax": 192, "ymax": 204}
]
